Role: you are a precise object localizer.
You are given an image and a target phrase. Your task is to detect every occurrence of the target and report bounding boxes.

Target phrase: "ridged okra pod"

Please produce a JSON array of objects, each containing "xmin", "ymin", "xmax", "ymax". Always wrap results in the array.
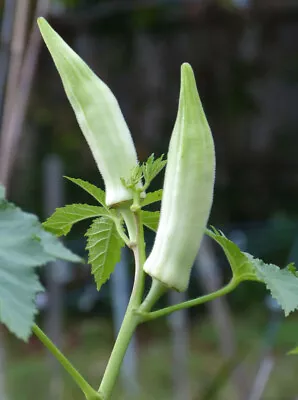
[
  {"xmin": 143, "ymin": 63, "xmax": 215, "ymax": 292},
  {"xmin": 38, "ymin": 18, "xmax": 139, "ymax": 207}
]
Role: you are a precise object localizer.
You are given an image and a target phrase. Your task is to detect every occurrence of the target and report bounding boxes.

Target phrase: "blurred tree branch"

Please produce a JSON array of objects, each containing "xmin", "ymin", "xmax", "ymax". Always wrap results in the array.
[
  {"xmin": 0, "ymin": 0, "xmax": 16, "ymax": 118},
  {"xmin": 0, "ymin": 0, "xmax": 50, "ymax": 190},
  {"xmin": 0, "ymin": 0, "xmax": 30, "ymax": 156}
]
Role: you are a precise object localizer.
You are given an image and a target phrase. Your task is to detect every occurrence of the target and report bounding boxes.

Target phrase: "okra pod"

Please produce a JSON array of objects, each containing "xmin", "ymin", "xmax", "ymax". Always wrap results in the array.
[
  {"xmin": 143, "ymin": 63, "xmax": 215, "ymax": 292},
  {"xmin": 38, "ymin": 18, "xmax": 139, "ymax": 207}
]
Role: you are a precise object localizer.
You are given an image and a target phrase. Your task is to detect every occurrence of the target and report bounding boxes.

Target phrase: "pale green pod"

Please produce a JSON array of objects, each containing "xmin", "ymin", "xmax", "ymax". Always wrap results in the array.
[
  {"xmin": 38, "ymin": 18, "xmax": 138, "ymax": 207},
  {"xmin": 143, "ymin": 63, "xmax": 215, "ymax": 292}
]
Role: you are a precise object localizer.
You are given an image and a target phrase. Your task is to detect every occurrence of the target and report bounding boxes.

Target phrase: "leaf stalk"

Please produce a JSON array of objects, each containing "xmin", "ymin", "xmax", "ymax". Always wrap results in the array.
[{"xmin": 32, "ymin": 324, "xmax": 101, "ymax": 400}]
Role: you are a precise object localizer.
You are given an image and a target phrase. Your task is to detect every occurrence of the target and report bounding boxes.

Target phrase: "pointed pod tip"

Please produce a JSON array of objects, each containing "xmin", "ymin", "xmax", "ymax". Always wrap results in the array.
[
  {"xmin": 179, "ymin": 62, "xmax": 200, "ymax": 107},
  {"xmin": 37, "ymin": 18, "xmax": 54, "ymax": 38},
  {"xmin": 37, "ymin": 17, "xmax": 46, "ymax": 27},
  {"xmin": 181, "ymin": 62, "xmax": 193, "ymax": 73},
  {"xmin": 181, "ymin": 62, "xmax": 196, "ymax": 85},
  {"xmin": 37, "ymin": 17, "xmax": 49, "ymax": 36}
]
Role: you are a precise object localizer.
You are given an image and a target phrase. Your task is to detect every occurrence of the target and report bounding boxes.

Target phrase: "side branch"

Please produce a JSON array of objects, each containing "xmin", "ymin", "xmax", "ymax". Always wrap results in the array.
[{"xmin": 138, "ymin": 279, "xmax": 240, "ymax": 322}]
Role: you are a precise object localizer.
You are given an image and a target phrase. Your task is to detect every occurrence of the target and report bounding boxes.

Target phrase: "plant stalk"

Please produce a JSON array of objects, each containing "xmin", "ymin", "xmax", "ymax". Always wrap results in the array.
[
  {"xmin": 98, "ymin": 305, "xmax": 140, "ymax": 399},
  {"xmin": 98, "ymin": 208, "xmax": 146, "ymax": 399}
]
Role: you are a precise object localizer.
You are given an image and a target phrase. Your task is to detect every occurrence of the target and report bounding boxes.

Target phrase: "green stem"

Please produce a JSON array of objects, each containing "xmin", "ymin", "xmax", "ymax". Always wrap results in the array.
[
  {"xmin": 131, "ymin": 210, "xmax": 146, "ymax": 304},
  {"xmin": 139, "ymin": 278, "xmax": 167, "ymax": 313},
  {"xmin": 139, "ymin": 278, "xmax": 239, "ymax": 322},
  {"xmin": 120, "ymin": 207, "xmax": 137, "ymax": 243},
  {"xmin": 98, "ymin": 208, "xmax": 146, "ymax": 399},
  {"xmin": 32, "ymin": 324, "xmax": 101, "ymax": 400},
  {"xmin": 98, "ymin": 306, "xmax": 139, "ymax": 399},
  {"xmin": 114, "ymin": 217, "xmax": 131, "ymax": 247}
]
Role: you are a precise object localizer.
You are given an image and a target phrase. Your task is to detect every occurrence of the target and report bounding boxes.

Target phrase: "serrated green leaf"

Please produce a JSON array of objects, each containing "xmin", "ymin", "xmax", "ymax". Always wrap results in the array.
[
  {"xmin": 286, "ymin": 262, "xmax": 298, "ymax": 277},
  {"xmin": 65, "ymin": 177, "xmax": 108, "ymax": 209},
  {"xmin": 142, "ymin": 211, "xmax": 160, "ymax": 232},
  {"xmin": 206, "ymin": 227, "xmax": 298, "ymax": 316},
  {"xmin": 141, "ymin": 190, "xmax": 163, "ymax": 207},
  {"xmin": 250, "ymin": 256, "xmax": 298, "ymax": 316},
  {"xmin": 85, "ymin": 217, "xmax": 124, "ymax": 290},
  {"xmin": 43, "ymin": 203, "xmax": 109, "ymax": 236},
  {"xmin": 142, "ymin": 154, "xmax": 166, "ymax": 188},
  {"xmin": 206, "ymin": 227, "xmax": 258, "ymax": 281},
  {"xmin": 37, "ymin": 230, "xmax": 82, "ymax": 263},
  {"xmin": 120, "ymin": 155, "xmax": 166, "ymax": 192},
  {"xmin": 123, "ymin": 165, "xmax": 143, "ymax": 188},
  {"xmin": 0, "ymin": 195, "xmax": 80, "ymax": 340}
]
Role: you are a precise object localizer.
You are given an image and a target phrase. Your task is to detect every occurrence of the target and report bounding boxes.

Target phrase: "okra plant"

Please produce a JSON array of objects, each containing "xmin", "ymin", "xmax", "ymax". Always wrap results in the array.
[{"xmin": 2, "ymin": 17, "xmax": 298, "ymax": 400}]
